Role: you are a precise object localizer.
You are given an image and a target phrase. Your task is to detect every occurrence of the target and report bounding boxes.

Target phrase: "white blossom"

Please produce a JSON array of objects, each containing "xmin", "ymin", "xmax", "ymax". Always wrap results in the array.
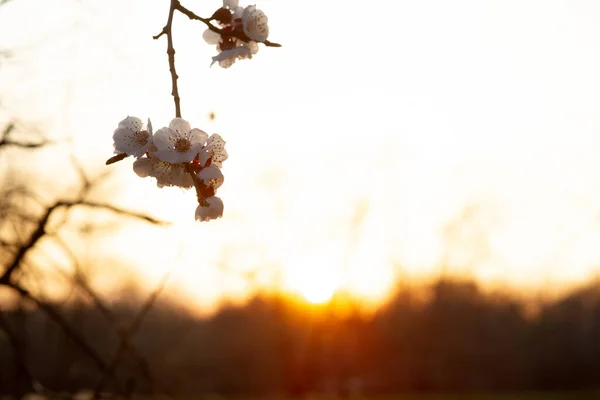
[
  {"xmin": 232, "ymin": 6, "xmax": 244, "ymax": 20},
  {"xmin": 133, "ymin": 156, "xmax": 194, "ymax": 189},
  {"xmin": 113, "ymin": 116, "xmax": 153, "ymax": 158},
  {"xmin": 153, "ymin": 118, "xmax": 208, "ymax": 163},
  {"xmin": 198, "ymin": 133, "xmax": 228, "ymax": 167},
  {"xmin": 197, "ymin": 165, "xmax": 224, "ymax": 189},
  {"xmin": 242, "ymin": 5, "xmax": 269, "ymax": 42},
  {"xmin": 203, "ymin": 29, "xmax": 222, "ymax": 45},
  {"xmin": 211, "ymin": 45, "xmax": 254, "ymax": 68},
  {"xmin": 195, "ymin": 196, "xmax": 224, "ymax": 222},
  {"xmin": 223, "ymin": 0, "xmax": 239, "ymax": 9}
]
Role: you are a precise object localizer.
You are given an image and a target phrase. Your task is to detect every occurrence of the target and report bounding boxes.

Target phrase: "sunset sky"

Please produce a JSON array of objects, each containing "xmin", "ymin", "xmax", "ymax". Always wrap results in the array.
[{"xmin": 2, "ymin": 0, "xmax": 600, "ymax": 311}]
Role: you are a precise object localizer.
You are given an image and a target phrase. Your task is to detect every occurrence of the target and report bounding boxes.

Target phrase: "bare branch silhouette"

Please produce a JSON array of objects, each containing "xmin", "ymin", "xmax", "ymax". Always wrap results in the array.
[
  {"xmin": 93, "ymin": 270, "xmax": 172, "ymax": 398},
  {"xmin": 0, "ymin": 308, "xmax": 34, "ymax": 393},
  {"xmin": 51, "ymin": 236, "xmax": 174, "ymax": 398},
  {"xmin": 4, "ymin": 281, "xmax": 119, "ymax": 387},
  {"xmin": 0, "ymin": 122, "xmax": 54, "ymax": 150}
]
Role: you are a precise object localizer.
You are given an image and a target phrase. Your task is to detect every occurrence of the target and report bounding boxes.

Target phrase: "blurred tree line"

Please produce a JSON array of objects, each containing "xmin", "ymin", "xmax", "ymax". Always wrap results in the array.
[{"xmin": 2, "ymin": 278, "xmax": 600, "ymax": 396}]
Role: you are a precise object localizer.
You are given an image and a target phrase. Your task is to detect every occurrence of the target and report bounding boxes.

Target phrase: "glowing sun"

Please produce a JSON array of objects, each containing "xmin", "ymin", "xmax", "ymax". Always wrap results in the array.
[{"xmin": 284, "ymin": 257, "xmax": 340, "ymax": 304}]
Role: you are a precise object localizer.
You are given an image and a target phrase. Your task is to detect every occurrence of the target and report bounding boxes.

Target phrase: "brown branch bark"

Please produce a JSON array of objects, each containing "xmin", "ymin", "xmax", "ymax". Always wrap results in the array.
[{"xmin": 154, "ymin": 0, "xmax": 182, "ymax": 118}]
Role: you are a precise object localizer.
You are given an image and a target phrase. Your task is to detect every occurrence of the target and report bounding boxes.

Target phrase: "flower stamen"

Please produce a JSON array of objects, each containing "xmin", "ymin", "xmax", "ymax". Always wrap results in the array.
[
  {"xmin": 133, "ymin": 130, "xmax": 149, "ymax": 146},
  {"xmin": 174, "ymin": 138, "xmax": 192, "ymax": 153}
]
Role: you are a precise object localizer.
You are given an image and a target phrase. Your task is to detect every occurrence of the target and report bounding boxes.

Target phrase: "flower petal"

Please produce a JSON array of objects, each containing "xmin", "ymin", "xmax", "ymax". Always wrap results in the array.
[
  {"xmin": 197, "ymin": 165, "xmax": 224, "ymax": 189},
  {"xmin": 169, "ymin": 118, "xmax": 191, "ymax": 135},
  {"xmin": 189, "ymin": 128, "xmax": 209, "ymax": 146},
  {"xmin": 133, "ymin": 158, "xmax": 152, "ymax": 178},
  {"xmin": 223, "ymin": 0, "xmax": 239, "ymax": 9},
  {"xmin": 195, "ymin": 196, "xmax": 224, "ymax": 222},
  {"xmin": 198, "ymin": 148, "xmax": 211, "ymax": 166},
  {"xmin": 113, "ymin": 127, "xmax": 151, "ymax": 158},
  {"xmin": 232, "ymin": 6, "xmax": 243, "ymax": 20},
  {"xmin": 203, "ymin": 29, "xmax": 221, "ymax": 45},
  {"xmin": 136, "ymin": 156, "xmax": 194, "ymax": 189},
  {"xmin": 153, "ymin": 127, "xmax": 176, "ymax": 152},
  {"xmin": 211, "ymin": 148, "xmax": 228, "ymax": 168},
  {"xmin": 210, "ymin": 46, "xmax": 251, "ymax": 68},
  {"xmin": 118, "ymin": 116, "xmax": 143, "ymax": 131},
  {"xmin": 153, "ymin": 149, "xmax": 182, "ymax": 164},
  {"xmin": 242, "ymin": 5, "xmax": 269, "ymax": 42}
]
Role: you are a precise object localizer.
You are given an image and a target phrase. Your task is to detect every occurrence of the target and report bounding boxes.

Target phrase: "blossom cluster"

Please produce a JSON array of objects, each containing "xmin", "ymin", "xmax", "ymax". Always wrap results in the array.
[
  {"xmin": 204, "ymin": 0, "xmax": 269, "ymax": 68},
  {"xmin": 111, "ymin": 116, "xmax": 227, "ymax": 222}
]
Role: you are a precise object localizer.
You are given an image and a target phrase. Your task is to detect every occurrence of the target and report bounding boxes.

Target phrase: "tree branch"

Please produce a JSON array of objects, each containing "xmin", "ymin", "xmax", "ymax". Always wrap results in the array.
[
  {"xmin": 93, "ymin": 270, "xmax": 172, "ymax": 398},
  {"xmin": 0, "ymin": 123, "xmax": 55, "ymax": 150},
  {"xmin": 154, "ymin": 0, "xmax": 182, "ymax": 118},
  {"xmin": 72, "ymin": 201, "xmax": 168, "ymax": 225},
  {"xmin": 0, "ymin": 198, "xmax": 167, "ymax": 285},
  {"xmin": 4, "ymin": 281, "xmax": 120, "ymax": 389},
  {"xmin": 0, "ymin": 308, "xmax": 34, "ymax": 393},
  {"xmin": 0, "ymin": 202, "xmax": 60, "ymax": 285},
  {"xmin": 51, "ymin": 236, "xmax": 173, "ymax": 398},
  {"xmin": 152, "ymin": 0, "xmax": 282, "ymax": 118}
]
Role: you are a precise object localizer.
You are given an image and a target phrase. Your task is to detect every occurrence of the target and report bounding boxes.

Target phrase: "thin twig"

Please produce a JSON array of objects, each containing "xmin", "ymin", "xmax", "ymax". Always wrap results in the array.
[
  {"xmin": 0, "ymin": 122, "xmax": 54, "ymax": 149},
  {"xmin": 92, "ymin": 270, "xmax": 172, "ymax": 398},
  {"xmin": 0, "ymin": 238, "xmax": 16, "ymax": 250},
  {"xmin": 154, "ymin": 0, "xmax": 182, "ymax": 118},
  {"xmin": 0, "ymin": 308, "xmax": 34, "ymax": 392},
  {"xmin": 152, "ymin": 0, "xmax": 282, "ymax": 117},
  {"xmin": 52, "ymin": 236, "xmax": 173, "ymax": 398},
  {"xmin": 73, "ymin": 201, "xmax": 168, "ymax": 225},
  {"xmin": 0, "ymin": 202, "xmax": 60, "ymax": 284},
  {"xmin": 0, "ymin": 199, "xmax": 167, "ymax": 285},
  {"xmin": 4, "ymin": 281, "xmax": 121, "ymax": 390},
  {"xmin": 0, "ymin": 138, "xmax": 54, "ymax": 149}
]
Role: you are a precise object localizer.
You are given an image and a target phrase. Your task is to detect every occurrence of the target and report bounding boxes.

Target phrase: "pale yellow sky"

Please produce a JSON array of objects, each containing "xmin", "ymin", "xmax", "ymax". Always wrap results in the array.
[{"xmin": 2, "ymin": 0, "xmax": 600, "ymax": 310}]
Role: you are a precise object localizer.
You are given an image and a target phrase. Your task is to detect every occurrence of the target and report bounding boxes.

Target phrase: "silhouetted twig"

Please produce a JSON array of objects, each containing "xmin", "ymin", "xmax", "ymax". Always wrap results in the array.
[
  {"xmin": 93, "ymin": 270, "xmax": 172, "ymax": 398},
  {"xmin": 0, "ymin": 199, "xmax": 166, "ymax": 285},
  {"xmin": 52, "ymin": 236, "xmax": 173, "ymax": 398},
  {"xmin": 0, "ymin": 122, "xmax": 54, "ymax": 149},
  {"xmin": 5, "ymin": 281, "xmax": 120, "ymax": 389},
  {"xmin": 0, "ymin": 308, "xmax": 34, "ymax": 392}
]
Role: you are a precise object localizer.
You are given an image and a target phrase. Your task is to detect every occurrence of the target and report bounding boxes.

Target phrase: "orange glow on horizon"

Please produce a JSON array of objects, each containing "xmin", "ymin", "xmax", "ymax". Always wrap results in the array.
[
  {"xmin": 3, "ymin": 0, "xmax": 600, "ymax": 313},
  {"xmin": 283, "ymin": 256, "xmax": 341, "ymax": 304}
]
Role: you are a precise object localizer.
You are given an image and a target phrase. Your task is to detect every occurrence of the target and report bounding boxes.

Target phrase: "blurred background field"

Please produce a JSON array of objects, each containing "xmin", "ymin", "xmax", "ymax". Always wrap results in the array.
[{"xmin": 3, "ymin": 0, "xmax": 600, "ymax": 398}]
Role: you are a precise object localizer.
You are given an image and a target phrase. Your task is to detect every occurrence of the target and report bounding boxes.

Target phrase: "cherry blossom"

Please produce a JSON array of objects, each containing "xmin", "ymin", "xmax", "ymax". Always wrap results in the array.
[
  {"xmin": 198, "ymin": 133, "xmax": 228, "ymax": 167},
  {"xmin": 242, "ymin": 5, "xmax": 269, "ymax": 42},
  {"xmin": 223, "ymin": 0, "xmax": 239, "ymax": 9},
  {"xmin": 210, "ymin": 42, "xmax": 258, "ymax": 68},
  {"xmin": 197, "ymin": 165, "xmax": 224, "ymax": 189},
  {"xmin": 153, "ymin": 118, "xmax": 208, "ymax": 163},
  {"xmin": 133, "ymin": 156, "xmax": 194, "ymax": 189},
  {"xmin": 195, "ymin": 196, "xmax": 224, "ymax": 222},
  {"xmin": 112, "ymin": 117, "xmax": 153, "ymax": 158}
]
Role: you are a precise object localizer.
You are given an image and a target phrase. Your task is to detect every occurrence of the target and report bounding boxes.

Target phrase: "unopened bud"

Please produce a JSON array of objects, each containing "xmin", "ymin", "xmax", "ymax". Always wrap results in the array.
[{"xmin": 211, "ymin": 7, "xmax": 232, "ymax": 26}]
